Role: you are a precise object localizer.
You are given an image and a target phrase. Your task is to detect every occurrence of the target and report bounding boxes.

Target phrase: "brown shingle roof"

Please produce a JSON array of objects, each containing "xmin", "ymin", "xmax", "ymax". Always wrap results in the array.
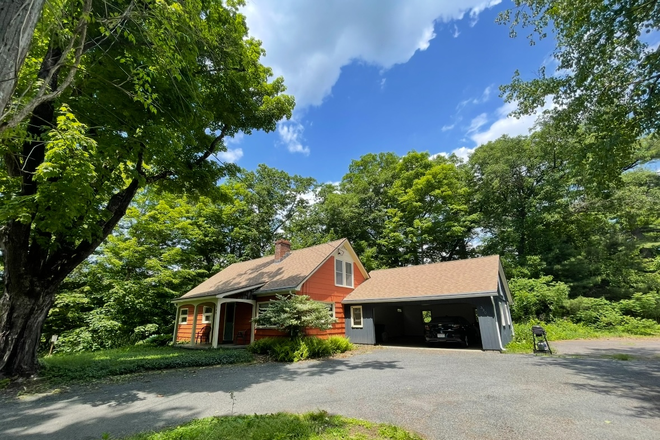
[
  {"xmin": 178, "ymin": 239, "xmax": 347, "ymax": 300},
  {"xmin": 343, "ymin": 255, "xmax": 501, "ymax": 303}
]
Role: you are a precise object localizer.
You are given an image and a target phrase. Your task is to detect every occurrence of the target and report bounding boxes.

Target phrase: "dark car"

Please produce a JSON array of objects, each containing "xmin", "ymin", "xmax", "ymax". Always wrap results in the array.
[{"xmin": 424, "ymin": 316, "xmax": 473, "ymax": 347}]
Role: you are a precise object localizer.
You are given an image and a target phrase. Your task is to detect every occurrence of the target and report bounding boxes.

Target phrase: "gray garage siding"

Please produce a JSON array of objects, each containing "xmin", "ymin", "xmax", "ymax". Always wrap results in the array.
[{"xmin": 345, "ymin": 305, "xmax": 375, "ymax": 344}]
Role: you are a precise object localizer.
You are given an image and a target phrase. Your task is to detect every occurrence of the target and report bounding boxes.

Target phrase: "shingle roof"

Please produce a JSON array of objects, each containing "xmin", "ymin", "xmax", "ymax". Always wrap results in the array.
[
  {"xmin": 343, "ymin": 255, "xmax": 501, "ymax": 303},
  {"xmin": 178, "ymin": 239, "xmax": 347, "ymax": 300}
]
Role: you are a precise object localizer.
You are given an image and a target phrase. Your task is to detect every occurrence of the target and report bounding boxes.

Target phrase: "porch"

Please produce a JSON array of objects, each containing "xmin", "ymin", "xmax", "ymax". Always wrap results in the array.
[{"xmin": 173, "ymin": 296, "xmax": 256, "ymax": 348}]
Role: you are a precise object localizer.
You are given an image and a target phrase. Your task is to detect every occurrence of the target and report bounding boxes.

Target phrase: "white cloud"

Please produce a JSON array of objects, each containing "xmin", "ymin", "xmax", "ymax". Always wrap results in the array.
[
  {"xmin": 451, "ymin": 146, "xmax": 475, "ymax": 162},
  {"xmin": 380, "ymin": 77, "xmax": 386, "ymax": 89},
  {"xmin": 441, "ymin": 123, "xmax": 455, "ymax": 132},
  {"xmin": 466, "ymin": 113, "xmax": 489, "ymax": 134},
  {"xmin": 277, "ymin": 120, "xmax": 310, "ymax": 155},
  {"xmin": 452, "ymin": 24, "xmax": 460, "ymax": 38},
  {"xmin": 243, "ymin": 0, "xmax": 502, "ymax": 109},
  {"xmin": 225, "ymin": 132, "xmax": 244, "ymax": 146},
  {"xmin": 456, "ymin": 84, "xmax": 493, "ymax": 111},
  {"xmin": 470, "ymin": 98, "xmax": 555, "ymax": 146},
  {"xmin": 216, "ymin": 148, "xmax": 244, "ymax": 163}
]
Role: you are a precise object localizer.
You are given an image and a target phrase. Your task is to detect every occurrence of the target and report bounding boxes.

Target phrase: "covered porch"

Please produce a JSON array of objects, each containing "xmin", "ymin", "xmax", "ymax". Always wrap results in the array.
[{"xmin": 172, "ymin": 295, "xmax": 256, "ymax": 348}]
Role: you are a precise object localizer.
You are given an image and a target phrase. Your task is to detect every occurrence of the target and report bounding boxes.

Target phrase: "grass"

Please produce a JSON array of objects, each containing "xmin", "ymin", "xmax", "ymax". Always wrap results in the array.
[
  {"xmin": 505, "ymin": 319, "xmax": 657, "ymax": 353},
  {"xmin": 38, "ymin": 345, "xmax": 254, "ymax": 383},
  {"xmin": 119, "ymin": 411, "xmax": 424, "ymax": 440}
]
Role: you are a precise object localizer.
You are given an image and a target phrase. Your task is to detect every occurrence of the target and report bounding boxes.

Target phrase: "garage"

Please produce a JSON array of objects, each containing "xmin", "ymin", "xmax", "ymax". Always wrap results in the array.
[{"xmin": 342, "ymin": 255, "xmax": 514, "ymax": 351}]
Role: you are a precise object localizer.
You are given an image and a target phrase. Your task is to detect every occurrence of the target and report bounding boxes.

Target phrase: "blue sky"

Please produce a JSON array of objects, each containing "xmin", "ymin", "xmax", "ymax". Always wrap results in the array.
[{"xmin": 219, "ymin": 0, "xmax": 558, "ymax": 183}]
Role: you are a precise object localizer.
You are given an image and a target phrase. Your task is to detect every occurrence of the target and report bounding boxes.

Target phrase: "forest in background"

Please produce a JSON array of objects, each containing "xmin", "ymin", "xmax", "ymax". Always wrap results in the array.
[{"xmin": 46, "ymin": 127, "xmax": 660, "ymax": 352}]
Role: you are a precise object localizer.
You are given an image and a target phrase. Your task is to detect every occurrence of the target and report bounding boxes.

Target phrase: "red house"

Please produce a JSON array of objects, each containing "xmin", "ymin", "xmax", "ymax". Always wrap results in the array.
[{"xmin": 172, "ymin": 238, "xmax": 368, "ymax": 347}]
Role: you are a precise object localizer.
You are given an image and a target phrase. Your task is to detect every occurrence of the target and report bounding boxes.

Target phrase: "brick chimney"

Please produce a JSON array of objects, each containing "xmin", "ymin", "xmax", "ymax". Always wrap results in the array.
[{"xmin": 274, "ymin": 239, "xmax": 291, "ymax": 261}]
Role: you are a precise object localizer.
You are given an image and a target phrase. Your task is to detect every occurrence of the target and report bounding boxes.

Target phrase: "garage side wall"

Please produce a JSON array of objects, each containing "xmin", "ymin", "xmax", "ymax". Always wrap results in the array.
[
  {"xmin": 344, "ymin": 305, "xmax": 375, "ymax": 344},
  {"xmin": 475, "ymin": 297, "xmax": 503, "ymax": 350}
]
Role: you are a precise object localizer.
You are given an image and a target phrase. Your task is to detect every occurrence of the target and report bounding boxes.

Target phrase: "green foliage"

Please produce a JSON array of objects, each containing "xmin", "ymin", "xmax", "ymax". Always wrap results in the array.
[
  {"xmin": 252, "ymin": 295, "xmax": 337, "ymax": 339},
  {"xmin": 247, "ymin": 336, "xmax": 353, "ymax": 362},
  {"xmin": 39, "ymin": 346, "xmax": 254, "ymax": 382},
  {"xmin": 509, "ymin": 276, "xmax": 570, "ymax": 322},
  {"xmin": 499, "ymin": 1, "xmax": 660, "ymax": 186},
  {"xmin": 121, "ymin": 411, "xmax": 423, "ymax": 440},
  {"xmin": 506, "ymin": 319, "xmax": 660, "ymax": 353}
]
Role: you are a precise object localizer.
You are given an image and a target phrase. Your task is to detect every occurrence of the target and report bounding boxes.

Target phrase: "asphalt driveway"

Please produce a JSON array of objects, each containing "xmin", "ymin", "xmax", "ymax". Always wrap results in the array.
[{"xmin": 1, "ymin": 347, "xmax": 659, "ymax": 440}]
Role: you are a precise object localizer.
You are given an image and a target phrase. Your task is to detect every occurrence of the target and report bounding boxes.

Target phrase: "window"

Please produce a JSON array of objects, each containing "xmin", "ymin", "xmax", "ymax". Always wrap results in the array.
[
  {"xmin": 202, "ymin": 306, "xmax": 213, "ymax": 323},
  {"xmin": 335, "ymin": 257, "xmax": 354, "ymax": 287},
  {"xmin": 256, "ymin": 303, "xmax": 275, "ymax": 329},
  {"xmin": 351, "ymin": 306, "xmax": 363, "ymax": 328},
  {"xmin": 179, "ymin": 308, "xmax": 188, "ymax": 324},
  {"xmin": 324, "ymin": 302, "xmax": 336, "ymax": 319}
]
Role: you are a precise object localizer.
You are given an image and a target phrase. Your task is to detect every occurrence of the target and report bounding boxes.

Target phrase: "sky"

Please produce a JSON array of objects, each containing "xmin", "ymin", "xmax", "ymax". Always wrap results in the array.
[{"xmin": 218, "ymin": 0, "xmax": 558, "ymax": 183}]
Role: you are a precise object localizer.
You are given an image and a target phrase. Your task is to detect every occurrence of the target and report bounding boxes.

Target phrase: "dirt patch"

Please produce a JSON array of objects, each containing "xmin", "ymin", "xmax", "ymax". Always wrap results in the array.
[{"xmin": 551, "ymin": 337, "xmax": 660, "ymax": 360}]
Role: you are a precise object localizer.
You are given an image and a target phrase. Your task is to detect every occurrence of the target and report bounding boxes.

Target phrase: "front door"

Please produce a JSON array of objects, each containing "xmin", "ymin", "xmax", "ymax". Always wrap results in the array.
[{"xmin": 223, "ymin": 302, "xmax": 235, "ymax": 342}]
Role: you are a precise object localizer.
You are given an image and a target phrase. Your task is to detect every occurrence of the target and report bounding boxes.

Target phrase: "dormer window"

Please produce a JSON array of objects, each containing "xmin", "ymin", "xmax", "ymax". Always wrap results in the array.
[{"xmin": 335, "ymin": 257, "xmax": 354, "ymax": 287}]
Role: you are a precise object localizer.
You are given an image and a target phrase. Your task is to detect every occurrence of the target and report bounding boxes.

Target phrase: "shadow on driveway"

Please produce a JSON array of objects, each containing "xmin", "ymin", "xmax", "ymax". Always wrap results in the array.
[{"xmin": 0, "ymin": 356, "xmax": 402, "ymax": 440}]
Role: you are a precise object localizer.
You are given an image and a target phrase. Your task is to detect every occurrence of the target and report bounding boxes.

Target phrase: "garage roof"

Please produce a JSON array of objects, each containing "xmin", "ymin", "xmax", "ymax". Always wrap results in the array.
[{"xmin": 343, "ymin": 255, "xmax": 503, "ymax": 303}]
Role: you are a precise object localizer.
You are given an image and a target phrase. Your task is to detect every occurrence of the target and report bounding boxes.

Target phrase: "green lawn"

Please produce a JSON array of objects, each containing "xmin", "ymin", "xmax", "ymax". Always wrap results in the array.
[
  {"xmin": 505, "ymin": 320, "xmax": 658, "ymax": 353},
  {"xmin": 120, "ymin": 411, "xmax": 424, "ymax": 440},
  {"xmin": 39, "ymin": 346, "xmax": 254, "ymax": 382}
]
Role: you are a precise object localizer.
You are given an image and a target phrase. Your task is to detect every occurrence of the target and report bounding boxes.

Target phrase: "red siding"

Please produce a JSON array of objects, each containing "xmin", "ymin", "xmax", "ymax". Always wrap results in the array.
[{"xmin": 253, "ymin": 256, "xmax": 366, "ymax": 340}]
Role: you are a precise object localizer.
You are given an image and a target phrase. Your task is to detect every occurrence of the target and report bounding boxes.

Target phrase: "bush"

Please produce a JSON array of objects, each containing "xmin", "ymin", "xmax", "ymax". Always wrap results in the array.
[
  {"xmin": 247, "ymin": 336, "xmax": 353, "ymax": 362},
  {"xmin": 252, "ymin": 294, "xmax": 337, "ymax": 339},
  {"xmin": 137, "ymin": 334, "xmax": 172, "ymax": 347},
  {"xmin": 564, "ymin": 296, "xmax": 624, "ymax": 328},
  {"xmin": 509, "ymin": 276, "xmax": 569, "ymax": 322},
  {"xmin": 617, "ymin": 292, "xmax": 660, "ymax": 321},
  {"xmin": 39, "ymin": 346, "xmax": 254, "ymax": 382}
]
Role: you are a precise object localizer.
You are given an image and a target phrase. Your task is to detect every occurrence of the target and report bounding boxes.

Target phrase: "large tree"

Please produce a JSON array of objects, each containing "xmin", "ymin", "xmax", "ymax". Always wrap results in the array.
[
  {"xmin": 499, "ymin": 0, "xmax": 660, "ymax": 184},
  {"xmin": 0, "ymin": 0, "xmax": 46, "ymax": 114},
  {"xmin": 0, "ymin": 0, "xmax": 294, "ymax": 376}
]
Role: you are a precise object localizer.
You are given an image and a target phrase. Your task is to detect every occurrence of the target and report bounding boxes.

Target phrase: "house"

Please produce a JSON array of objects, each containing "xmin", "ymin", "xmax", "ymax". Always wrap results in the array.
[
  {"xmin": 173, "ymin": 238, "xmax": 514, "ymax": 350},
  {"xmin": 172, "ymin": 239, "xmax": 368, "ymax": 347}
]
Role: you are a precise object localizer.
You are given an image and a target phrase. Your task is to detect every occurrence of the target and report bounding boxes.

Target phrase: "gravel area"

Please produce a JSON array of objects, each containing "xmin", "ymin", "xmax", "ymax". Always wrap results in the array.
[{"xmin": 1, "ymin": 347, "xmax": 659, "ymax": 440}]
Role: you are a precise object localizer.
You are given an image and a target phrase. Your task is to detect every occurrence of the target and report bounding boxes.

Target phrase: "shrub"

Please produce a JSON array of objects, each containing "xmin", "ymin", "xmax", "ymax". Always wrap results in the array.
[
  {"xmin": 137, "ymin": 334, "xmax": 172, "ymax": 347},
  {"xmin": 509, "ymin": 276, "xmax": 569, "ymax": 322},
  {"xmin": 252, "ymin": 294, "xmax": 337, "ymax": 339},
  {"xmin": 247, "ymin": 336, "xmax": 353, "ymax": 362},
  {"xmin": 617, "ymin": 292, "xmax": 660, "ymax": 321},
  {"xmin": 564, "ymin": 296, "xmax": 624, "ymax": 328}
]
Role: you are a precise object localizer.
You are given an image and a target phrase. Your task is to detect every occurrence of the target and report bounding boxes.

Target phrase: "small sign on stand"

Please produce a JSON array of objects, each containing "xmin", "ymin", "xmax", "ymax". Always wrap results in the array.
[{"xmin": 49, "ymin": 334, "xmax": 58, "ymax": 356}]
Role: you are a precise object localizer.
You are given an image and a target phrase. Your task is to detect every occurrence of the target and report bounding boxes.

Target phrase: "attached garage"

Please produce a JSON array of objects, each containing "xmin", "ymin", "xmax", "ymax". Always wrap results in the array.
[{"xmin": 342, "ymin": 255, "xmax": 514, "ymax": 351}]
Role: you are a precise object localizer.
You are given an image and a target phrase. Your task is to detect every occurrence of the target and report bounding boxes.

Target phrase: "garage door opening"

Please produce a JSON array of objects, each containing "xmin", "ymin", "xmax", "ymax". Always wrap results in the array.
[{"xmin": 372, "ymin": 303, "xmax": 483, "ymax": 350}]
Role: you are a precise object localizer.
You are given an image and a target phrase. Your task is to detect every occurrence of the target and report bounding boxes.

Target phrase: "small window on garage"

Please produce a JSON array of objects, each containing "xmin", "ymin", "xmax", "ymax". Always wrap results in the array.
[
  {"xmin": 202, "ymin": 306, "xmax": 213, "ymax": 323},
  {"xmin": 179, "ymin": 308, "xmax": 189, "ymax": 324},
  {"xmin": 351, "ymin": 306, "xmax": 363, "ymax": 328},
  {"xmin": 422, "ymin": 310, "xmax": 432, "ymax": 323}
]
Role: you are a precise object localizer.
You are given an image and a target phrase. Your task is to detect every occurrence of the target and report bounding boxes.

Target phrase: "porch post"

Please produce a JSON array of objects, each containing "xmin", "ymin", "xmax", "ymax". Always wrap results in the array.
[
  {"xmin": 212, "ymin": 298, "xmax": 222, "ymax": 348},
  {"xmin": 250, "ymin": 301, "xmax": 257, "ymax": 344},
  {"xmin": 172, "ymin": 304, "xmax": 180, "ymax": 343},
  {"xmin": 190, "ymin": 303, "xmax": 199, "ymax": 346}
]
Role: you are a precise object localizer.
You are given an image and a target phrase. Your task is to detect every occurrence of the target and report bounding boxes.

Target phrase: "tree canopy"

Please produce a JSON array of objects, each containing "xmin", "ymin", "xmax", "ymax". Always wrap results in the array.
[{"xmin": 0, "ymin": 0, "xmax": 294, "ymax": 376}]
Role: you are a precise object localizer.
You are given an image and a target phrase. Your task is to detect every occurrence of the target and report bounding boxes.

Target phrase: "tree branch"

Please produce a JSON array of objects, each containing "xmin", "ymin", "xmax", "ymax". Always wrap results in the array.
[{"xmin": 0, "ymin": 0, "xmax": 93, "ymax": 133}]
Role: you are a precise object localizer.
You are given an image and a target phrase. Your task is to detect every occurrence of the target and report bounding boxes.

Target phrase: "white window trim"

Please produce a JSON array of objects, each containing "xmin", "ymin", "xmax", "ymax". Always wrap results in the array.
[
  {"xmin": 202, "ymin": 306, "xmax": 213, "ymax": 324},
  {"xmin": 179, "ymin": 308, "xmax": 189, "ymax": 325},
  {"xmin": 334, "ymin": 256, "xmax": 355, "ymax": 288},
  {"xmin": 351, "ymin": 305, "xmax": 363, "ymax": 328},
  {"xmin": 323, "ymin": 301, "xmax": 336, "ymax": 319},
  {"xmin": 256, "ymin": 302, "xmax": 277, "ymax": 329}
]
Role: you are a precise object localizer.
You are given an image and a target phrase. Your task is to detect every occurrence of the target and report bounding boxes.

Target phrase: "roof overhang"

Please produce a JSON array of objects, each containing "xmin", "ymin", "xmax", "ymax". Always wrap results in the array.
[
  {"xmin": 342, "ymin": 290, "xmax": 498, "ymax": 304},
  {"xmin": 172, "ymin": 283, "xmax": 265, "ymax": 303}
]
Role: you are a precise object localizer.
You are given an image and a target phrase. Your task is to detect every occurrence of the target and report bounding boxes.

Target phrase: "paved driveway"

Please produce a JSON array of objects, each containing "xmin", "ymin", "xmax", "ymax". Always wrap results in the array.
[
  {"xmin": 1, "ymin": 347, "xmax": 659, "ymax": 440},
  {"xmin": 551, "ymin": 337, "xmax": 660, "ymax": 358}
]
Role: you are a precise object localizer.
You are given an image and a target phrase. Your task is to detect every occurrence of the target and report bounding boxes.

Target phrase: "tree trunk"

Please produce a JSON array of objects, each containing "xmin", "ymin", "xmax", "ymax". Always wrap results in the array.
[
  {"xmin": 0, "ymin": 274, "xmax": 56, "ymax": 377},
  {"xmin": 0, "ymin": 0, "xmax": 47, "ymax": 115}
]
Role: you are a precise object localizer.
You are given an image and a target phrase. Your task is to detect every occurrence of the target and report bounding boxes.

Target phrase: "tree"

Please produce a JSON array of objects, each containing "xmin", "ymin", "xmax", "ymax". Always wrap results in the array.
[
  {"xmin": 499, "ymin": 0, "xmax": 660, "ymax": 184},
  {"xmin": 252, "ymin": 294, "xmax": 336, "ymax": 339},
  {"xmin": 0, "ymin": 0, "xmax": 294, "ymax": 376},
  {"xmin": 0, "ymin": 0, "xmax": 46, "ymax": 114}
]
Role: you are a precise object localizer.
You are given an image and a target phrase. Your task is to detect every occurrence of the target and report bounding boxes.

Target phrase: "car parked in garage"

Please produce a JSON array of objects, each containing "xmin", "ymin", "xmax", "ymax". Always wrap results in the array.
[{"xmin": 424, "ymin": 316, "xmax": 473, "ymax": 347}]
